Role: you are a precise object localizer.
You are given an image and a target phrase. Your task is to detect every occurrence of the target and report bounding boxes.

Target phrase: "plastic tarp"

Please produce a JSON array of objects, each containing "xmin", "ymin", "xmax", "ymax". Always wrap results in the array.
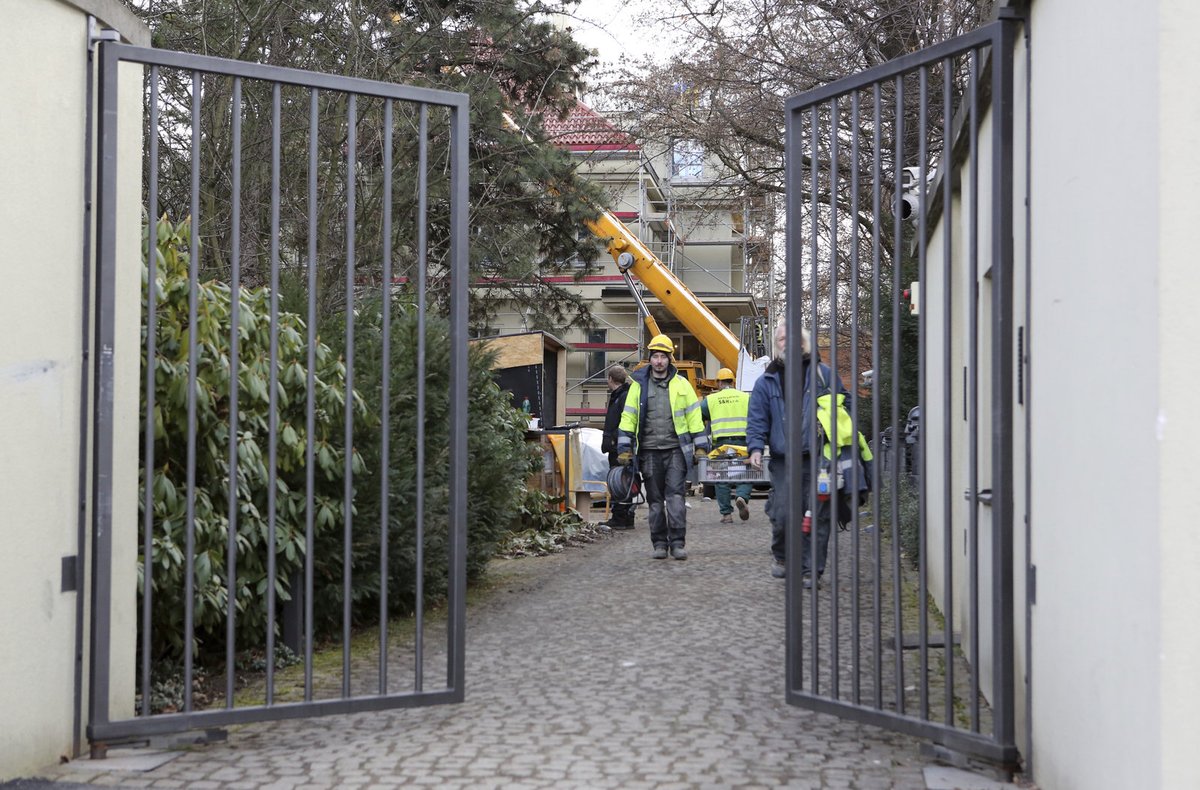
[
  {"xmin": 546, "ymin": 427, "xmax": 609, "ymax": 493},
  {"xmin": 737, "ymin": 350, "xmax": 771, "ymax": 392}
]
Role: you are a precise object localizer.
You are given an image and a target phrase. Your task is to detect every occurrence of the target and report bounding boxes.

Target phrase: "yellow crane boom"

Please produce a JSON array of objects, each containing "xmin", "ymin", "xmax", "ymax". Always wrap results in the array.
[
  {"xmin": 499, "ymin": 110, "xmax": 742, "ymax": 373},
  {"xmin": 584, "ymin": 212, "xmax": 741, "ymax": 372}
]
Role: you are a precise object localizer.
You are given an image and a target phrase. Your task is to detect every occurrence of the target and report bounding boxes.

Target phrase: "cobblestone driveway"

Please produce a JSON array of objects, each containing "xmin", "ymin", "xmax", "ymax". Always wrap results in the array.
[{"xmin": 42, "ymin": 497, "xmax": 947, "ymax": 789}]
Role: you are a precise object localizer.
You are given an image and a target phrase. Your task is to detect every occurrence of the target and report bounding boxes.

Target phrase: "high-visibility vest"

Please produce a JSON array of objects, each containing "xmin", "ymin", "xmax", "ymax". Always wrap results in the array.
[
  {"xmin": 815, "ymin": 391, "xmax": 874, "ymax": 463},
  {"xmin": 704, "ymin": 388, "xmax": 750, "ymax": 442},
  {"xmin": 617, "ymin": 369, "xmax": 706, "ymax": 457}
]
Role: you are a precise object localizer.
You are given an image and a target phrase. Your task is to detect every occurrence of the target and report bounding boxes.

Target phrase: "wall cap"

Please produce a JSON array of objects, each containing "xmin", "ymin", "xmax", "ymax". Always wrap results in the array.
[{"xmin": 56, "ymin": 0, "xmax": 151, "ymax": 47}]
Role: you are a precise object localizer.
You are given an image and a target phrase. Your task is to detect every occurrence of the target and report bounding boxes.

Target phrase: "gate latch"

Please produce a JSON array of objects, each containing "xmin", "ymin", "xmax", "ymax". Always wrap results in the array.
[{"xmin": 963, "ymin": 487, "xmax": 993, "ymax": 506}]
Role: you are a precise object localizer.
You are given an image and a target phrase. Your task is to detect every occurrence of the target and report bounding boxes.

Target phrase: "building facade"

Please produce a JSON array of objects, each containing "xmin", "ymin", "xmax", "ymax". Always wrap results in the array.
[{"xmin": 479, "ymin": 101, "xmax": 765, "ymax": 426}]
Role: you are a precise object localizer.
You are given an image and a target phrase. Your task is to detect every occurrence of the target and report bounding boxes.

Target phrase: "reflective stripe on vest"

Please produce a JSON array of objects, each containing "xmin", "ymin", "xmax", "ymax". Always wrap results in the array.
[
  {"xmin": 706, "ymin": 389, "xmax": 749, "ymax": 441},
  {"xmin": 618, "ymin": 374, "xmax": 706, "ymax": 453}
]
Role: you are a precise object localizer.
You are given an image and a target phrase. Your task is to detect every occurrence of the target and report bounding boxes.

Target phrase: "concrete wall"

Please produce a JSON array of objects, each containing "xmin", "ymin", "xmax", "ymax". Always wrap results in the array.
[
  {"xmin": 1158, "ymin": 3, "xmax": 1200, "ymax": 788},
  {"xmin": 1025, "ymin": 0, "xmax": 1163, "ymax": 786},
  {"xmin": 0, "ymin": 0, "xmax": 146, "ymax": 779},
  {"xmin": 917, "ymin": 1, "xmax": 1200, "ymax": 783}
]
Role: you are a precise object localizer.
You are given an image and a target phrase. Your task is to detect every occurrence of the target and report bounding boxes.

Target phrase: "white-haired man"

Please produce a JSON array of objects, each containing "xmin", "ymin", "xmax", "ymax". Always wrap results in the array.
[{"xmin": 746, "ymin": 321, "xmax": 844, "ymax": 585}]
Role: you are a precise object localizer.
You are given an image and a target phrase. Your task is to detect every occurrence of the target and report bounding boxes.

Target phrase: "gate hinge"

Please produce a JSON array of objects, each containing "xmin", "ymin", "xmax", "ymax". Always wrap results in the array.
[
  {"xmin": 88, "ymin": 16, "xmax": 121, "ymax": 51},
  {"xmin": 1028, "ymin": 564, "xmax": 1037, "ymax": 604}
]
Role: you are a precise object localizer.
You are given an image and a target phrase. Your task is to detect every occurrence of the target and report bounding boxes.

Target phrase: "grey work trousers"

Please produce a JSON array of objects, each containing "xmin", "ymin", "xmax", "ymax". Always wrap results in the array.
[
  {"xmin": 640, "ymin": 447, "xmax": 688, "ymax": 549},
  {"xmin": 765, "ymin": 456, "xmax": 833, "ymax": 576}
]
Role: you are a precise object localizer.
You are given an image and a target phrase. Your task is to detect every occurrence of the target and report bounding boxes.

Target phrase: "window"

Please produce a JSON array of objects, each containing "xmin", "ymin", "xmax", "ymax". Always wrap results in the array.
[
  {"xmin": 587, "ymin": 329, "xmax": 607, "ymax": 379},
  {"xmin": 672, "ymin": 140, "xmax": 704, "ymax": 180}
]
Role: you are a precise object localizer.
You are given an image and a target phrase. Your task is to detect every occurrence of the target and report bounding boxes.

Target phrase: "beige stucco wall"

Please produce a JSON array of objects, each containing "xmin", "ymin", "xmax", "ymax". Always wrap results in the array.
[
  {"xmin": 0, "ymin": 0, "xmax": 145, "ymax": 778},
  {"xmin": 1026, "ymin": 0, "xmax": 1163, "ymax": 786},
  {"xmin": 915, "ymin": 0, "xmax": 1198, "ymax": 782},
  {"xmin": 916, "ymin": 2, "xmax": 1200, "ymax": 783},
  {"xmin": 1158, "ymin": 1, "xmax": 1200, "ymax": 788}
]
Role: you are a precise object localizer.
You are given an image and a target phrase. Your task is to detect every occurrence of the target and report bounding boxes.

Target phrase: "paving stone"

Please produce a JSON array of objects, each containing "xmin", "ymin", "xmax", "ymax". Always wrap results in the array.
[{"xmin": 29, "ymin": 498, "xmax": 992, "ymax": 788}]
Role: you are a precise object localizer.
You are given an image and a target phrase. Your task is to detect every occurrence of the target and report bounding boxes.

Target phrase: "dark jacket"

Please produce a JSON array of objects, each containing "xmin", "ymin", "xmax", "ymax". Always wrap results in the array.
[
  {"xmin": 601, "ymin": 381, "xmax": 630, "ymax": 458},
  {"xmin": 746, "ymin": 356, "xmax": 843, "ymax": 459}
]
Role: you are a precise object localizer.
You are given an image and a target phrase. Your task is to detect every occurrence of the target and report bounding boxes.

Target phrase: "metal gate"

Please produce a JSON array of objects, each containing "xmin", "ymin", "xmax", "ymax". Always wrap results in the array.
[
  {"xmin": 88, "ymin": 40, "xmax": 469, "ymax": 747},
  {"xmin": 781, "ymin": 14, "xmax": 1021, "ymax": 766}
]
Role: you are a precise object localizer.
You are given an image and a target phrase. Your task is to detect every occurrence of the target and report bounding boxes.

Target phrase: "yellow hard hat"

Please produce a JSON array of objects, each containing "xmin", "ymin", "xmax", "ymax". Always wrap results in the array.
[
  {"xmin": 717, "ymin": 367, "xmax": 735, "ymax": 382},
  {"xmin": 647, "ymin": 334, "xmax": 674, "ymax": 354}
]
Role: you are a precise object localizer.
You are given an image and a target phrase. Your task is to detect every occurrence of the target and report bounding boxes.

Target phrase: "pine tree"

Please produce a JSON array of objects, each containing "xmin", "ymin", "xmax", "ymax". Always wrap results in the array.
[{"xmin": 135, "ymin": 0, "xmax": 608, "ymax": 330}]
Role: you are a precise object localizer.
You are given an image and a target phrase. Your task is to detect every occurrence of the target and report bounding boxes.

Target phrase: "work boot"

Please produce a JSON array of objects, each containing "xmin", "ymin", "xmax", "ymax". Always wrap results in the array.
[
  {"xmin": 670, "ymin": 545, "xmax": 689, "ymax": 561},
  {"xmin": 772, "ymin": 562, "xmax": 786, "ymax": 579},
  {"xmin": 720, "ymin": 513, "xmax": 734, "ymax": 524},
  {"xmin": 652, "ymin": 545, "xmax": 668, "ymax": 560},
  {"xmin": 735, "ymin": 496, "xmax": 750, "ymax": 521},
  {"xmin": 609, "ymin": 513, "xmax": 635, "ymax": 530}
]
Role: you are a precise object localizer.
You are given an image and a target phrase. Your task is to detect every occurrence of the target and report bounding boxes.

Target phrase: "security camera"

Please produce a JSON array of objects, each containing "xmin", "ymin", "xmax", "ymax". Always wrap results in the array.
[{"xmin": 898, "ymin": 165, "xmax": 935, "ymax": 222}]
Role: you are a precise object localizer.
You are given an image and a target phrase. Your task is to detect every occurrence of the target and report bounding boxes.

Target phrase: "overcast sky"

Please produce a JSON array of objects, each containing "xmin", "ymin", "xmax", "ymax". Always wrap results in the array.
[{"xmin": 564, "ymin": 0, "xmax": 680, "ymax": 72}]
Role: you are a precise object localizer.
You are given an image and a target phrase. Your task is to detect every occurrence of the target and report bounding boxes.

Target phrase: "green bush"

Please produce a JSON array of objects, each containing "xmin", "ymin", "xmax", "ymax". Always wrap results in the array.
[
  {"xmin": 141, "ymin": 217, "xmax": 539, "ymax": 660},
  {"xmin": 139, "ymin": 216, "xmax": 366, "ymax": 660},
  {"xmin": 878, "ymin": 476, "xmax": 922, "ymax": 568},
  {"xmin": 349, "ymin": 304, "xmax": 533, "ymax": 616}
]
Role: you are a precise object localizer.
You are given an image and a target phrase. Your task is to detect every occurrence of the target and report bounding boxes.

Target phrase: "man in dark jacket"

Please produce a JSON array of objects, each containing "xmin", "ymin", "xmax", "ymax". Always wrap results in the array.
[
  {"xmin": 600, "ymin": 365, "xmax": 635, "ymax": 529},
  {"xmin": 747, "ymin": 321, "xmax": 843, "ymax": 586}
]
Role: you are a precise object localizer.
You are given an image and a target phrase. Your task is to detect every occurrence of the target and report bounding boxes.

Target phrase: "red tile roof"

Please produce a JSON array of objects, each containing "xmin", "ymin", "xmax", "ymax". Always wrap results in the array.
[{"xmin": 541, "ymin": 101, "xmax": 639, "ymax": 152}]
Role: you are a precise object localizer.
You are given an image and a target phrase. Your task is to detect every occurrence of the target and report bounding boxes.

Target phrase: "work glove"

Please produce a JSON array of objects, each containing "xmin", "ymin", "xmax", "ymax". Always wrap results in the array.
[
  {"xmin": 749, "ymin": 450, "xmax": 763, "ymax": 470},
  {"xmin": 617, "ymin": 451, "xmax": 633, "ymax": 466}
]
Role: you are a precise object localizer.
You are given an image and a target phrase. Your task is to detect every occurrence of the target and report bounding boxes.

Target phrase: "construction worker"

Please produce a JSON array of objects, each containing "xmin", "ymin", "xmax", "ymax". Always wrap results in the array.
[
  {"xmin": 617, "ymin": 334, "xmax": 709, "ymax": 560},
  {"xmin": 702, "ymin": 368, "xmax": 753, "ymax": 523},
  {"xmin": 600, "ymin": 365, "xmax": 635, "ymax": 530}
]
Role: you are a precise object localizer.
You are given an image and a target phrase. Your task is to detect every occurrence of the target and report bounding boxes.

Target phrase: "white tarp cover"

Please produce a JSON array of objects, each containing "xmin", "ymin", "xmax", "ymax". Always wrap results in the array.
[{"xmin": 573, "ymin": 427, "xmax": 609, "ymax": 492}]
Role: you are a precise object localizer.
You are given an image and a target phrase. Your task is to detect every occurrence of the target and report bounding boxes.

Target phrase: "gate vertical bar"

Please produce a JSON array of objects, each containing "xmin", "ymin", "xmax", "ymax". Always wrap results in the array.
[
  {"xmin": 304, "ymin": 87, "xmax": 319, "ymax": 702},
  {"xmin": 183, "ymin": 69, "xmax": 201, "ymax": 714},
  {"xmin": 848, "ymin": 89, "xmax": 862, "ymax": 706},
  {"xmin": 225, "ymin": 76, "xmax": 243, "ymax": 709},
  {"xmin": 343, "ymin": 93, "xmax": 358, "ymax": 699},
  {"xmin": 783, "ymin": 101, "xmax": 802, "ymax": 696},
  {"xmin": 415, "ymin": 104, "xmax": 429, "ymax": 692},
  {"xmin": 828, "ymin": 95, "xmax": 841, "ymax": 700},
  {"xmin": 806, "ymin": 103, "xmax": 820, "ymax": 690},
  {"xmin": 77, "ymin": 32, "xmax": 99, "ymax": 756},
  {"xmin": 870, "ymin": 82, "xmax": 883, "ymax": 710},
  {"xmin": 990, "ymin": 14, "xmax": 1019, "ymax": 752},
  {"xmin": 890, "ymin": 74, "xmax": 905, "ymax": 716},
  {"xmin": 967, "ymin": 47, "xmax": 982, "ymax": 733},
  {"xmin": 446, "ymin": 100, "xmax": 469, "ymax": 698},
  {"xmin": 379, "ymin": 99, "xmax": 393, "ymax": 694},
  {"xmin": 141, "ymin": 66, "xmax": 159, "ymax": 717},
  {"xmin": 266, "ymin": 80, "xmax": 281, "ymax": 705},
  {"xmin": 940, "ymin": 56, "xmax": 956, "ymax": 728},
  {"xmin": 87, "ymin": 39, "xmax": 120, "ymax": 746},
  {"xmin": 916, "ymin": 64, "xmax": 930, "ymax": 723}
]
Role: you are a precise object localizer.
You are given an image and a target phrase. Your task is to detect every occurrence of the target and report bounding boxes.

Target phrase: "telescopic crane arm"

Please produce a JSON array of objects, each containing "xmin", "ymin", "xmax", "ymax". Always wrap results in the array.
[
  {"xmin": 584, "ymin": 213, "xmax": 741, "ymax": 372},
  {"xmin": 500, "ymin": 110, "xmax": 741, "ymax": 372}
]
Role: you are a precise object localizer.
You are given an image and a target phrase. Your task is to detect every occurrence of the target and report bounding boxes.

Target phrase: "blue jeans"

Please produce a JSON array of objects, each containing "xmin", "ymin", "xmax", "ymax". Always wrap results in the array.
[
  {"xmin": 765, "ymin": 456, "xmax": 833, "ymax": 575},
  {"xmin": 640, "ymin": 448, "xmax": 688, "ymax": 548},
  {"xmin": 716, "ymin": 481, "xmax": 753, "ymax": 515}
]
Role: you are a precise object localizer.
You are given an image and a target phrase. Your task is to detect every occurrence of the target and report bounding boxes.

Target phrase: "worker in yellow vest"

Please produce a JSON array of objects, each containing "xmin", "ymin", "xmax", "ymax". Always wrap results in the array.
[
  {"xmin": 702, "ymin": 368, "xmax": 753, "ymax": 523},
  {"xmin": 617, "ymin": 334, "xmax": 709, "ymax": 560}
]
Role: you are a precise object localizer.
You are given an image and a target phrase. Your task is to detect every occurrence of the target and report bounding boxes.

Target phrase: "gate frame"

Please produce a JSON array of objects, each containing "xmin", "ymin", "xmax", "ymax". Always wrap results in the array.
[
  {"xmin": 87, "ymin": 41, "xmax": 470, "ymax": 745},
  {"xmin": 782, "ymin": 13, "xmax": 1023, "ymax": 766}
]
